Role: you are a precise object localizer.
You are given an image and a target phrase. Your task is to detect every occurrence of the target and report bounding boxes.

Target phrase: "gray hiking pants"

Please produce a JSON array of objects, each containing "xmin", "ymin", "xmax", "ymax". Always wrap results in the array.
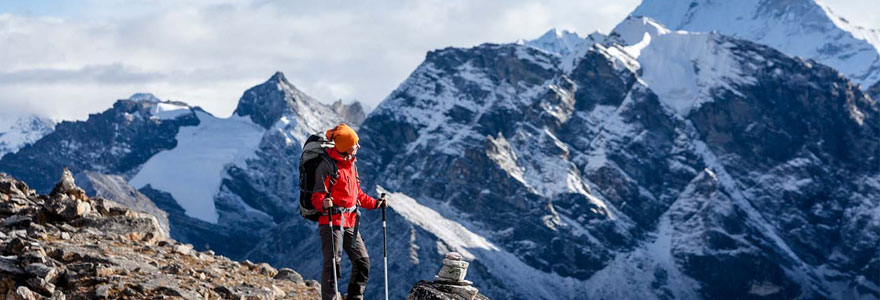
[{"xmin": 320, "ymin": 225, "xmax": 370, "ymax": 300}]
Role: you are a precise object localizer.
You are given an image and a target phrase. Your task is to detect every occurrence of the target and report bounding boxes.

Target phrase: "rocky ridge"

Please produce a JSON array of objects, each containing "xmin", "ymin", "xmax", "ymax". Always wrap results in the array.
[{"xmin": 0, "ymin": 169, "xmax": 318, "ymax": 299}]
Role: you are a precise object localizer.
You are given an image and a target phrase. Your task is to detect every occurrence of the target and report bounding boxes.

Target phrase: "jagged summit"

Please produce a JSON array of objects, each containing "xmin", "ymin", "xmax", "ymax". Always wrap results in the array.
[
  {"xmin": 233, "ymin": 71, "xmax": 329, "ymax": 129},
  {"xmin": 631, "ymin": 0, "xmax": 880, "ymax": 88},
  {"xmin": 268, "ymin": 71, "xmax": 289, "ymax": 84}
]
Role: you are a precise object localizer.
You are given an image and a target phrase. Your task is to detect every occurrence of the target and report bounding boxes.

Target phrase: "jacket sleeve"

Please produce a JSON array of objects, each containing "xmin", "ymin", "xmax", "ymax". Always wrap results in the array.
[
  {"xmin": 310, "ymin": 160, "xmax": 332, "ymax": 213},
  {"xmin": 357, "ymin": 186, "xmax": 378, "ymax": 210}
]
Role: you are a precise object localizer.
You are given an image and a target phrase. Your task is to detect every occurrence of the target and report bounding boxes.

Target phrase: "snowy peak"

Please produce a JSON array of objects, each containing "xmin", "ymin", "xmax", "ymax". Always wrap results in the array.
[
  {"xmin": 631, "ymin": 0, "xmax": 880, "ymax": 87},
  {"xmin": 524, "ymin": 28, "xmax": 587, "ymax": 57},
  {"xmin": 0, "ymin": 114, "xmax": 55, "ymax": 157}
]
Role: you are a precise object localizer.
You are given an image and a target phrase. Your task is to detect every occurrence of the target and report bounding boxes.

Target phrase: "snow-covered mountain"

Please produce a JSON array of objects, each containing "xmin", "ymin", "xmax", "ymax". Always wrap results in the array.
[
  {"xmin": 630, "ymin": 0, "xmax": 880, "ymax": 89},
  {"xmin": 0, "ymin": 114, "xmax": 55, "ymax": 158},
  {"xmin": 342, "ymin": 15, "xmax": 878, "ymax": 299}
]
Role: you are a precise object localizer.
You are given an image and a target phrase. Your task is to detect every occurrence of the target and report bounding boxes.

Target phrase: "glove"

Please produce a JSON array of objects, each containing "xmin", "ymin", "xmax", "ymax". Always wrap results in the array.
[
  {"xmin": 376, "ymin": 195, "xmax": 388, "ymax": 209},
  {"xmin": 323, "ymin": 197, "xmax": 333, "ymax": 210}
]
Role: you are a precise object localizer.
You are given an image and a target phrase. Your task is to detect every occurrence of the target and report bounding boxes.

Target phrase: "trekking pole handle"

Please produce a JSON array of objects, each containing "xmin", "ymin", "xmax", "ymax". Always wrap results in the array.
[{"xmin": 381, "ymin": 193, "xmax": 387, "ymax": 221}]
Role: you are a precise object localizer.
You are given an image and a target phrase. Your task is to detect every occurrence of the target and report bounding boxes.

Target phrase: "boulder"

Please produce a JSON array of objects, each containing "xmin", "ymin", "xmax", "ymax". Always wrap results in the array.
[
  {"xmin": 7, "ymin": 286, "xmax": 38, "ymax": 300},
  {"xmin": 72, "ymin": 214, "xmax": 166, "ymax": 244},
  {"xmin": 257, "ymin": 263, "xmax": 277, "ymax": 277},
  {"xmin": 44, "ymin": 194, "xmax": 90, "ymax": 221},
  {"xmin": 25, "ymin": 263, "xmax": 58, "ymax": 283},
  {"xmin": 274, "ymin": 268, "xmax": 304, "ymax": 284}
]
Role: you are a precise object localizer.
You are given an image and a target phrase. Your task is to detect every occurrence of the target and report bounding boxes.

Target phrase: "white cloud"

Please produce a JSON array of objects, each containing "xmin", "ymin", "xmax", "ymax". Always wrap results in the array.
[
  {"xmin": 0, "ymin": 0, "xmax": 639, "ymax": 120},
  {"xmin": 0, "ymin": 0, "xmax": 876, "ymax": 121}
]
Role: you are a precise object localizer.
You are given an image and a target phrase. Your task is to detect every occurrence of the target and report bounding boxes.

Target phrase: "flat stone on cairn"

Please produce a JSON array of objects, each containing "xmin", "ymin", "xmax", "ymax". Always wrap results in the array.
[{"xmin": 434, "ymin": 252, "xmax": 473, "ymax": 285}]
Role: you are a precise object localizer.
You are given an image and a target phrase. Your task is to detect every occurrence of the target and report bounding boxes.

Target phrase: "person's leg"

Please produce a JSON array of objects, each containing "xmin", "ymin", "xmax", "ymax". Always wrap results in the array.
[
  {"xmin": 343, "ymin": 227, "xmax": 371, "ymax": 300},
  {"xmin": 320, "ymin": 225, "xmax": 342, "ymax": 300}
]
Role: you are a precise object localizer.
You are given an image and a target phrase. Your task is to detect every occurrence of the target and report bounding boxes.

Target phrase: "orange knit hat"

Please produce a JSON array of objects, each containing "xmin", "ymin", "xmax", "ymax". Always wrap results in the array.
[{"xmin": 326, "ymin": 123, "xmax": 359, "ymax": 153}]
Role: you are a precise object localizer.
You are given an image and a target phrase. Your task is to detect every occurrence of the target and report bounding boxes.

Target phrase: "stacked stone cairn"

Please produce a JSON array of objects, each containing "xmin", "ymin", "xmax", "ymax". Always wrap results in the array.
[{"xmin": 406, "ymin": 252, "xmax": 488, "ymax": 300}]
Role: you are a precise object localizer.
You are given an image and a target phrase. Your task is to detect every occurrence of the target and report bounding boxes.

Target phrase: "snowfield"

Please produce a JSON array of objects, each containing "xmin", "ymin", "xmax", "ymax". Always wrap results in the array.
[{"xmin": 130, "ymin": 111, "xmax": 265, "ymax": 223}]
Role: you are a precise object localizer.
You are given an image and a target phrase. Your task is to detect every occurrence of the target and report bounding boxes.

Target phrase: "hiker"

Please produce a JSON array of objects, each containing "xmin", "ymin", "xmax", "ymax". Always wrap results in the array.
[{"xmin": 309, "ymin": 123, "xmax": 387, "ymax": 300}]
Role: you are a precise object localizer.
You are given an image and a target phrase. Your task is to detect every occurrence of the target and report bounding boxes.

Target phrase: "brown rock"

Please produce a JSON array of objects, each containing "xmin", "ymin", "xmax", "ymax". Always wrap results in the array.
[
  {"xmin": 257, "ymin": 263, "xmax": 277, "ymax": 277},
  {"xmin": 274, "ymin": 268, "xmax": 304, "ymax": 285},
  {"xmin": 7, "ymin": 286, "xmax": 38, "ymax": 300},
  {"xmin": 25, "ymin": 263, "xmax": 58, "ymax": 283},
  {"xmin": 26, "ymin": 277, "xmax": 55, "ymax": 296}
]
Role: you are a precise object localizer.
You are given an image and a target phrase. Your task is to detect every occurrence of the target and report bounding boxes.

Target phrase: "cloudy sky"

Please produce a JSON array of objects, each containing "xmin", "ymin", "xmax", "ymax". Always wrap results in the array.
[{"xmin": 1, "ymin": 0, "xmax": 877, "ymax": 120}]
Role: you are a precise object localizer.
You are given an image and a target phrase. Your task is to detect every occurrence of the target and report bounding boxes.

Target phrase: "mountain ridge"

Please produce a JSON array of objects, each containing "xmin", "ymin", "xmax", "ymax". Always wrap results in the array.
[{"xmin": 631, "ymin": 0, "xmax": 880, "ymax": 88}]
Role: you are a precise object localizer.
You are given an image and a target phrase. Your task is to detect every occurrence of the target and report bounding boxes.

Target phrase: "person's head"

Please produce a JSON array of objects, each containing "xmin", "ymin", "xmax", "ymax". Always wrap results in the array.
[{"xmin": 326, "ymin": 123, "xmax": 360, "ymax": 159}]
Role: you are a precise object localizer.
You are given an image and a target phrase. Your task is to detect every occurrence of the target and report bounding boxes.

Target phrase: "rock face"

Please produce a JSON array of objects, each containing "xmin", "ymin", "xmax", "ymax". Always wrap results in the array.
[{"xmin": 0, "ymin": 171, "xmax": 318, "ymax": 299}]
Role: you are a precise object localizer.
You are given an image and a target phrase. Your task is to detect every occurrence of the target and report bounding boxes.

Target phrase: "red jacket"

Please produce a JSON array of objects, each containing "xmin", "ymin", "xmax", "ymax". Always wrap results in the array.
[{"xmin": 310, "ymin": 148, "xmax": 378, "ymax": 227}]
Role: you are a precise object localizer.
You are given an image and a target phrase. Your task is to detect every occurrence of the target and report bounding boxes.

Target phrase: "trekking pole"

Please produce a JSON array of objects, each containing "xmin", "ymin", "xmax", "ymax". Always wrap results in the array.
[
  {"xmin": 381, "ymin": 193, "xmax": 388, "ymax": 300},
  {"xmin": 328, "ymin": 205, "xmax": 340, "ymax": 300}
]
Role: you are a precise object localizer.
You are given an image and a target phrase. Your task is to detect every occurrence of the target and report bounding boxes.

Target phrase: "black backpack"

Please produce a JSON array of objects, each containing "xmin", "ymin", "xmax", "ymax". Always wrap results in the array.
[{"xmin": 298, "ymin": 134, "xmax": 338, "ymax": 222}]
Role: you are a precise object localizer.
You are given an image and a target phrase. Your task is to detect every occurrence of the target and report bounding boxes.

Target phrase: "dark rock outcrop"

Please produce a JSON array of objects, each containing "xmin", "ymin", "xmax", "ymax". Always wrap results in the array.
[{"xmin": 0, "ymin": 170, "xmax": 318, "ymax": 299}]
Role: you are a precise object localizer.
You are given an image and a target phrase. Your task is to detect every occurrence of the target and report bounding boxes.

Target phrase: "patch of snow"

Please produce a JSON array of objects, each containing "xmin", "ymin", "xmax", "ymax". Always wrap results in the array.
[
  {"xmin": 611, "ymin": 17, "xmax": 757, "ymax": 116},
  {"xmin": 130, "ymin": 111, "xmax": 266, "ymax": 223},
  {"xmin": 611, "ymin": 16, "xmax": 671, "ymax": 46},
  {"xmin": 129, "ymin": 93, "xmax": 161, "ymax": 103},
  {"xmin": 149, "ymin": 102, "xmax": 192, "ymax": 120}
]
